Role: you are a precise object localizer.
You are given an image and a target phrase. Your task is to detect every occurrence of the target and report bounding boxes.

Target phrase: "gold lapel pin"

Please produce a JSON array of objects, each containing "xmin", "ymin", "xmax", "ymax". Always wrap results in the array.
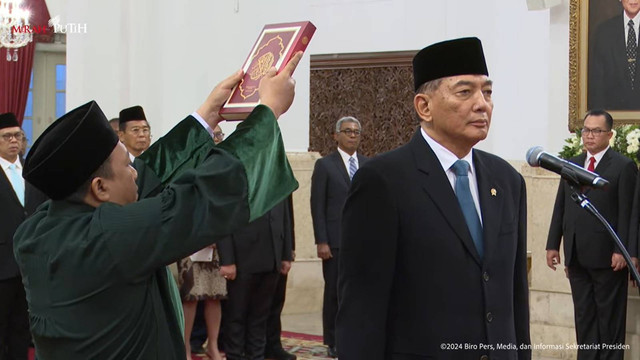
[{"xmin": 491, "ymin": 188, "xmax": 497, "ymax": 196}]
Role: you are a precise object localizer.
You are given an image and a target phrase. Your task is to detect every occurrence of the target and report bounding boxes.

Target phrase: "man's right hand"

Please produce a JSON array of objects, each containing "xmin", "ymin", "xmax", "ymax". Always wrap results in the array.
[
  {"xmin": 258, "ymin": 51, "xmax": 303, "ymax": 119},
  {"xmin": 197, "ymin": 70, "xmax": 244, "ymax": 129},
  {"xmin": 546, "ymin": 250, "xmax": 561, "ymax": 271},
  {"xmin": 219, "ymin": 264, "xmax": 237, "ymax": 281},
  {"xmin": 317, "ymin": 243, "xmax": 332, "ymax": 260}
]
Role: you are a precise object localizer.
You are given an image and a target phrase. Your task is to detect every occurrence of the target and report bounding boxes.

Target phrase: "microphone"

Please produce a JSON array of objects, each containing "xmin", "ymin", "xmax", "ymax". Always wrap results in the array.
[{"xmin": 525, "ymin": 146, "xmax": 609, "ymax": 189}]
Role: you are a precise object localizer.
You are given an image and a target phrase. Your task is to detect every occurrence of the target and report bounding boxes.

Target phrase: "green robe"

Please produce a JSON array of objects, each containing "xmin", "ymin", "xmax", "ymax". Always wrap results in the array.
[{"xmin": 13, "ymin": 105, "xmax": 298, "ymax": 359}]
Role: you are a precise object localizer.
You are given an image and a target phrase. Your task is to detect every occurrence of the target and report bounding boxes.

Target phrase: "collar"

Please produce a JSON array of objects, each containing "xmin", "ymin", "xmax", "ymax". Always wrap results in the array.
[
  {"xmin": 624, "ymin": 11, "xmax": 640, "ymax": 28},
  {"xmin": 586, "ymin": 146, "xmax": 609, "ymax": 165},
  {"xmin": 337, "ymin": 147, "xmax": 357, "ymax": 162},
  {"xmin": 420, "ymin": 128, "xmax": 475, "ymax": 175},
  {"xmin": 0, "ymin": 155, "xmax": 21, "ymax": 171},
  {"xmin": 48, "ymin": 199, "xmax": 97, "ymax": 217}
]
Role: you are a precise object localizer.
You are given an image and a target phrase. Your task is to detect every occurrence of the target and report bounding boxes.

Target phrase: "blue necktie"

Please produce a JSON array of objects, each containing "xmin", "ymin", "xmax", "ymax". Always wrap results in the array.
[
  {"xmin": 7, "ymin": 163, "xmax": 25, "ymax": 206},
  {"xmin": 348, "ymin": 156, "xmax": 357, "ymax": 180},
  {"xmin": 451, "ymin": 160, "xmax": 483, "ymax": 259}
]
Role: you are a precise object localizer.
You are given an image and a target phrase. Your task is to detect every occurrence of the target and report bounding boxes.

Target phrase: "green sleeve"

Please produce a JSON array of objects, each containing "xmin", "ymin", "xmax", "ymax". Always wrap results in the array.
[
  {"xmin": 217, "ymin": 105, "xmax": 298, "ymax": 221},
  {"xmin": 135, "ymin": 116, "xmax": 214, "ymax": 198}
]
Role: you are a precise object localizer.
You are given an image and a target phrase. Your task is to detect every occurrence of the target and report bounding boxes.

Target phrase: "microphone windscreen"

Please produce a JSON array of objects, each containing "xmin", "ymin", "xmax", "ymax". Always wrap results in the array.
[{"xmin": 526, "ymin": 146, "xmax": 544, "ymax": 167}]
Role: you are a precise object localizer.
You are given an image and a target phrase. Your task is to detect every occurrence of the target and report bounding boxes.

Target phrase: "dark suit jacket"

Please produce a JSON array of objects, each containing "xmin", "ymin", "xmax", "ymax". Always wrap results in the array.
[
  {"xmin": 218, "ymin": 199, "xmax": 293, "ymax": 274},
  {"xmin": 547, "ymin": 149, "xmax": 637, "ymax": 268},
  {"xmin": 0, "ymin": 161, "xmax": 47, "ymax": 281},
  {"xmin": 337, "ymin": 131, "xmax": 530, "ymax": 360},
  {"xmin": 310, "ymin": 151, "xmax": 368, "ymax": 249},
  {"xmin": 589, "ymin": 14, "xmax": 640, "ymax": 110}
]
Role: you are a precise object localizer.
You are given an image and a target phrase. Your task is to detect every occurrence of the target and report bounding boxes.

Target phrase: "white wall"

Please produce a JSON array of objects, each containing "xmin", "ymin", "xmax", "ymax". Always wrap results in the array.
[{"xmin": 50, "ymin": 0, "xmax": 572, "ymax": 159}]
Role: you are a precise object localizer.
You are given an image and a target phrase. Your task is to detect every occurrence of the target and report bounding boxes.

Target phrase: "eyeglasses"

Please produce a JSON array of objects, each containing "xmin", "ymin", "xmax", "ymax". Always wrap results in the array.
[
  {"xmin": 1, "ymin": 132, "xmax": 24, "ymax": 141},
  {"xmin": 339, "ymin": 129, "xmax": 361, "ymax": 136},
  {"xmin": 128, "ymin": 127, "xmax": 151, "ymax": 136},
  {"xmin": 581, "ymin": 128, "xmax": 610, "ymax": 136},
  {"xmin": 213, "ymin": 132, "xmax": 225, "ymax": 140}
]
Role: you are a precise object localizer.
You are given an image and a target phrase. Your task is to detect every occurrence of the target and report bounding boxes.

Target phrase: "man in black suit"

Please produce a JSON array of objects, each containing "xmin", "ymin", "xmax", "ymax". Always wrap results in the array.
[
  {"xmin": 589, "ymin": 0, "xmax": 640, "ymax": 110},
  {"xmin": 118, "ymin": 105, "xmax": 151, "ymax": 162},
  {"xmin": 336, "ymin": 37, "xmax": 531, "ymax": 359},
  {"xmin": 218, "ymin": 200, "xmax": 293, "ymax": 360},
  {"xmin": 0, "ymin": 113, "xmax": 46, "ymax": 360},
  {"xmin": 547, "ymin": 109, "xmax": 636, "ymax": 360},
  {"xmin": 310, "ymin": 116, "xmax": 368, "ymax": 358},
  {"xmin": 265, "ymin": 195, "xmax": 297, "ymax": 360}
]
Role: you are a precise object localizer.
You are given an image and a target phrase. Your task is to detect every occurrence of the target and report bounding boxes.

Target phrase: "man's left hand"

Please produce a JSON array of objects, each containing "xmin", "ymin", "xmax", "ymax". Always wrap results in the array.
[
  {"xmin": 611, "ymin": 253, "xmax": 627, "ymax": 271},
  {"xmin": 280, "ymin": 261, "xmax": 292, "ymax": 275}
]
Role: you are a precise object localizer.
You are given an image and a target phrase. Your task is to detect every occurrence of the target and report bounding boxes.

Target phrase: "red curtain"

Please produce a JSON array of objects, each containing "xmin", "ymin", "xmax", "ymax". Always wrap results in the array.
[
  {"xmin": 0, "ymin": 43, "xmax": 36, "ymax": 125},
  {"xmin": 0, "ymin": 0, "xmax": 51, "ymax": 125}
]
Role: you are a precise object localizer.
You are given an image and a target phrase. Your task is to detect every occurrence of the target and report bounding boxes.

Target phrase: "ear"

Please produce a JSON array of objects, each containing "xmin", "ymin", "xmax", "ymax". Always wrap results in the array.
[
  {"xmin": 89, "ymin": 176, "xmax": 110, "ymax": 203},
  {"xmin": 118, "ymin": 131, "xmax": 125, "ymax": 142},
  {"xmin": 414, "ymin": 93, "xmax": 432, "ymax": 124},
  {"xmin": 333, "ymin": 132, "xmax": 339, "ymax": 142}
]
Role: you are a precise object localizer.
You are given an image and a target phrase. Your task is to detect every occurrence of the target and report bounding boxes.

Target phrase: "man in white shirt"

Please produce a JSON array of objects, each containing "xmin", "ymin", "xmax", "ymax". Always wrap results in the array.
[
  {"xmin": 310, "ymin": 116, "xmax": 368, "ymax": 358},
  {"xmin": 589, "ymin": 0, "xmax": 640, "ymax": 109},
  {"xmin": 0, "ymin": 112, "xmax": 46, "ymax": 360},
  {"xmin": 118, "ymin": 105, "xmax": 151, "ymax": 162},
  {"xmin": 547, "ymin": 109, "xmax": 636, "ymax": 360},
  {"xmin": 336, "ymin": 37, "xmax": 531, "ymax": 359}
]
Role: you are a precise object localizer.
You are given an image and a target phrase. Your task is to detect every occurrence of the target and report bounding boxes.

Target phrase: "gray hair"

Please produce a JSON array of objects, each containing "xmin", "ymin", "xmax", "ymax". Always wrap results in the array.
[
  {"xmin": 335, "ymin": 116, "xmax": 361, "ymax": 133},
  {"xmin": 414, "ymin": 78, "xmax": 444, "ymax": 123},
  {"xmin": 416, "ymin": 78, "xmax": 443, "ymax": 95}
]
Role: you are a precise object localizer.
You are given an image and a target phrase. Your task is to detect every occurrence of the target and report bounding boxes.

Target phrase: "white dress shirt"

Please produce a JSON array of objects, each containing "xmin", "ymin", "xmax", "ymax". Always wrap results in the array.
[
  {"xmin": 337, "ymin": 147, "xmax": 359, "ymax": 175},
  {"xmin": 584, "ymin": 146, "xmax": 609, "ymax": 169},
  {"xmin": 421, "ymin": 128, "xmax": 482, "ymax": 223},
  {"xmin": 0, "ymin": 155, "xmax": 24, "ymax": 201},
  {"xmin": 624, "ymin": 11, "xmax": 640, "ymax": 45}
]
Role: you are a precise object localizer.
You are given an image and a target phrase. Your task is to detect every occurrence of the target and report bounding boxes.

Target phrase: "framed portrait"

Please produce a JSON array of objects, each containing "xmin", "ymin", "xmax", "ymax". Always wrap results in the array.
[{"xmin": 569, "ymin": 0, "xmax": 640, "ymax": 129}]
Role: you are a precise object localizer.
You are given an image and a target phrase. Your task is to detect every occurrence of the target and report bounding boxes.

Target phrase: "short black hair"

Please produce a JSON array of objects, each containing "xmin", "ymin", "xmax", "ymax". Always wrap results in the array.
[
  {"xmin": 65, "ymin": 156, "xmax": 114, "ymax": 203},
  {"xmin": 584, "ymin": 109, "xmax": 613, "ymax": 130}
]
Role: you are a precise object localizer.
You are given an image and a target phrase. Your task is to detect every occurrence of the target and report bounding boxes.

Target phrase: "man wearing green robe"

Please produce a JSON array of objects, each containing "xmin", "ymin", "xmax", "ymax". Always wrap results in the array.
[{"xmin": 14, "ymin": 53, "xmax": 302, "ymax": 359}]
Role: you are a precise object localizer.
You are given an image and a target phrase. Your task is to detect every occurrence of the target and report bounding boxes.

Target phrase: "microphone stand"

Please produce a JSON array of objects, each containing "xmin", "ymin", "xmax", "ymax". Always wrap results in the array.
[{"xmin": 561, "ymin": 166, "xmax": 640, "ymax": 287}]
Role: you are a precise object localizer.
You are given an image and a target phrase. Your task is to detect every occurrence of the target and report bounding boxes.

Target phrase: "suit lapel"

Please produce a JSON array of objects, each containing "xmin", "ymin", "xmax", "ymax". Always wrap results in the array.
[
  {"xmin": 330, "ymin": 151, "xmax": 351, "ymax": 186},
  {"xmin": 409, "ymin": 131, "xmax": 482, "ymax": 266},
  {"xmin": 614, "ymin": 18, "xmax": 632, "ymax": 89},
  {"xmin": 594, "ymin": 148, "xmax": 612, "ymax": 175},
  {"xmin": 474, "ymin": 152, "xmax": 503, "ymax": 263},
  {"xmin": 0, "ymin": 166, "xmax": 23, "ymax": 208}
]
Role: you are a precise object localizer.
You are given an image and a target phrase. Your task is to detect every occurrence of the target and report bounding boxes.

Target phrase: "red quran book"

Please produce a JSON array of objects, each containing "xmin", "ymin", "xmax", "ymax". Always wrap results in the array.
[{"xmin": 219, "ymin": 21, "xmax": 316, "ymax": 120}]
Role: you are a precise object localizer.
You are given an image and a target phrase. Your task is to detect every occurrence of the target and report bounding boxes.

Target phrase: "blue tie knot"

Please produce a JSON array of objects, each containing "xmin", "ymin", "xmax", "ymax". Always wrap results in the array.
[{"xmin": 451, "ymin": 160, "xmax": 470, "ymax": 177}]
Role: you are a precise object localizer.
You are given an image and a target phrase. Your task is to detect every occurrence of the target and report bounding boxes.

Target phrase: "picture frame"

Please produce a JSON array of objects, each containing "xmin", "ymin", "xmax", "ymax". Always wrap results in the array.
[{"xmin": 569, "ymin": 0, "xmax": 640, "ymax": 129}]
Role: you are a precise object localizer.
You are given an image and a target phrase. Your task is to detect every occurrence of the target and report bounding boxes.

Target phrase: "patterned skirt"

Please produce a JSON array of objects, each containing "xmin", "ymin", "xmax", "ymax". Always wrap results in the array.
[{"xmin": 177, "ymin": 247, "xmax": 227, "ymax": 301}]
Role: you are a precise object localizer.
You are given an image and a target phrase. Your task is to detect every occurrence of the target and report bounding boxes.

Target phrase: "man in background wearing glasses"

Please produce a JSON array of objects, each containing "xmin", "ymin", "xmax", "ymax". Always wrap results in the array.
[
  {"xmin": 118, "ymin": 105, "xmax": 152, "ymax": 162},
  {"xmin": 310, "ymin": 116, "xmax": 368, "ymax": 358},
  {"xmin": 0, "ymin": 112, "xmax": 47, "ymax": 360},
  {"xmin": 547, "ymin": 109, "xmax": 636, "ymax": 359}
]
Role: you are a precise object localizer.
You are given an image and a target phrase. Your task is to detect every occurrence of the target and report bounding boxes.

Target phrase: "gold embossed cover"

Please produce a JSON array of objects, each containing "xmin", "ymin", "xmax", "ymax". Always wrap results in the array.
[{"xmin": 220, "ymin": 21, "xmax": 316, "ymax": 121}]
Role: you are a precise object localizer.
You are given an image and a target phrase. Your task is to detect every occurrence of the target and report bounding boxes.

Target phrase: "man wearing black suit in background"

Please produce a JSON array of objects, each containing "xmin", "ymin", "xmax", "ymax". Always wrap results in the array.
[
  {"xmin": 0, "ymin": 113, "xmax": 47, "ymax": 360},
  {"xmin": 336, "ymin": 37, "xmax": 531, "ymax": 359},
  {"xmin": 547, "ymin": 109, "xmax": 636, "ymax": 360},
  {"xmin": 310, "ymin": 116, "xmax": 368, "ymax": 358},
  {"xmin": 218, "ymin": 199, "xmax": 293, "ymax": 360},
  {"xmin": 589, "ymin": 0, "xmax": 640, "ymax": 110},
  {"xmin": 265, "ymin": 195, "xmax": 297, "ymax": 360}
]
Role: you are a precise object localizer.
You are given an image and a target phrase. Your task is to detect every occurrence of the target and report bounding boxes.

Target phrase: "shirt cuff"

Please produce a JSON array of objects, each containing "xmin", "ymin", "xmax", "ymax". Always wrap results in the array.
[{"xmin": 190, "ymin": 111, "xmax": 215, "ymax": 139}]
